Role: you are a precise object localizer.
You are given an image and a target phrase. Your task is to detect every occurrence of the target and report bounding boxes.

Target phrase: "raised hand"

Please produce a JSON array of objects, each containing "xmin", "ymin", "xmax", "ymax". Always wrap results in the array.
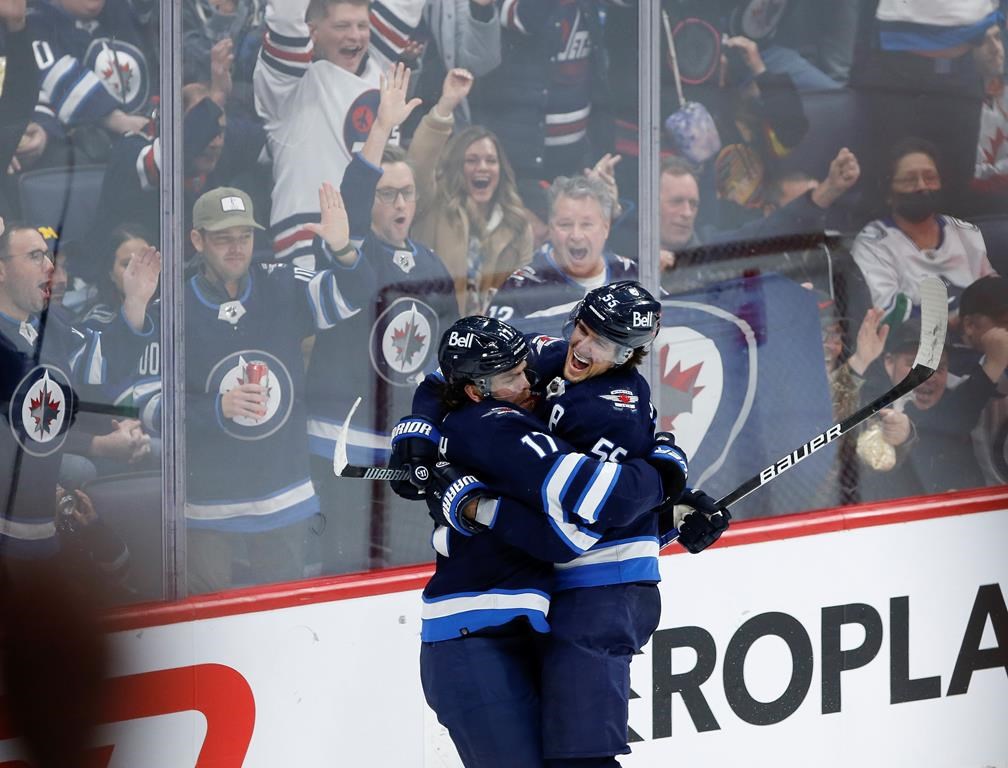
[
  {"xmin": 304, "ymin": 183, "xmax": 353, "ymax": 261},
  {"xmin": 585, "ymin": 152, "xmax": 622, "ymax": 215},
  {"xmin": 376, "ymin": 62, "xmax": 423, "ymax": 131},
  {"xmin": 120, "ymin": 246, "xmax": 161, "ymax": 331},
  {"xmin": 436, "ymin": 68, "xmax": 474, "ymax": 117},
  {"xmin": 814, "ymin": 147, "xmax": 861, "ymax": 208},
  {"xmin": 210, "ymin": 37, "xmax": 235, "ymax": 106},
  {"xmin": 847, "ymin": 307, "xmax": 889, "ymax": 376}
]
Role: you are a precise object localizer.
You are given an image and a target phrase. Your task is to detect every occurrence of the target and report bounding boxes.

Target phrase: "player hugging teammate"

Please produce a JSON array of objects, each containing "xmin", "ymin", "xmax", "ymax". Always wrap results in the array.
[{"xmin": 388, "ymin": 280, "xmax": 729, "ymax": 767}]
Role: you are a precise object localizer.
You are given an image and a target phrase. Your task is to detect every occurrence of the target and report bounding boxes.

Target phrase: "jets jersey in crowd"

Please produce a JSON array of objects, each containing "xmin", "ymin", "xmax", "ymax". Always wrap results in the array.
[
  {"xmin": 851, "ymin": 216, "xmax": 996, "ymax": 316},
  {"xmin": 25, "ymin": 0, "xmax": 154, "ymax": 136},
  {"xmin": 80, "ymin": 300, "xmax": 160, "ymax": 416},
  {"xmin": 185, "ymin": 262, "xmax": 369, "ymax": 532},
  {"xmin": 305, "ymin": 154, "xmax": 458, "ymax": 468},
  {"xmin": 421, "ymin": 397, "xmax": 664, "ymax": 641},
  {"xmin": 255, "ymin": 0, "xmax": 419, "ymax": 266},
  {"xmin": 0, "ymin": 308, "xmax": 153, "ymax": 559},
  {"xmin": 488, "ymin": 244, "xmax": 639, "ymax": 335}
]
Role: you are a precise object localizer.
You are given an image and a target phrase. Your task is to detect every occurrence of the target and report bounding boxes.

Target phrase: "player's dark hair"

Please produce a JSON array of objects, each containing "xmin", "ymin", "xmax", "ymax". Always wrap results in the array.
[
  {"xmin": 435, "ymin": 379, "xmax": 472, "ymax": 411},
  {"xmin": 620, "ymin": 347, "xmax": 649, "ymax": 370},
  {"xmin": 0, "ymin": 220, "xmax": 36, "ymax": 261}
]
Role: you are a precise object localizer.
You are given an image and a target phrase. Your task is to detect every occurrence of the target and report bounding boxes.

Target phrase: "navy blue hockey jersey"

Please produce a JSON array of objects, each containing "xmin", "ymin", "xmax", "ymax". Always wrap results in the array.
[
  {"xmin": 305, "ymin": 154, "xmax": 458, "ymax": 468},
  {"xmin": 0, "ymin": 307, "xmax": 153, "ymax": 558},
  {"xmin": 487, "ymin": 244, "xmax": 639, "ymax": 335},
  {"xmin": 421, "ymin": 397, "xmax": 664, "ymax": 641},
  {"xmin": 26, "ymin": 0, "xmax": 154, "ymax": 133},
  {"xmin": 185, "ymin": 262, "xmax": 368, "ymax": 532}
]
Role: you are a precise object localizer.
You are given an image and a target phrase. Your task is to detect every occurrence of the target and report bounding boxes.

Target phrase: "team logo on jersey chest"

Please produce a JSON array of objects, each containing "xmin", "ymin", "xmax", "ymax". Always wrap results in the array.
[
  {"xmin": 206, "ymin": 350, "xmax": 294, "ymax": 440},
  {"xmin": 9, "ymin": 365, "xmax": 75, "ymax": 457},
  {"xmin": 369, "ymin": 298, "xmax": 439, "ymax": 386},
  {"xmin": 85, "ymin": 38, "xmax": 150, "ymax": 114}
]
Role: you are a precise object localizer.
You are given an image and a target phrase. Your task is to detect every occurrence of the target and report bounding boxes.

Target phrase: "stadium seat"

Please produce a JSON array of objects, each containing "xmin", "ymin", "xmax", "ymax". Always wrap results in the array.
[
  {"xmin": 18, "ymin": 164, "xmax": 107, "ymax": 245},
  {"xmin": 975, "ymin": 214, "xmax": 1008, "ymax": 275},
  {"xmin": 82, "ymin": 471, "xmax": 163, "ymax": 603}
]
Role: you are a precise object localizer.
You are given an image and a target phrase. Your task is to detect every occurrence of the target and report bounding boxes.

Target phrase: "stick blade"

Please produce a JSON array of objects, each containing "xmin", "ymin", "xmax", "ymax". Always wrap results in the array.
[
  {"xmin": 333, "ymin": 396, "xmax": 362, "ymax": 477},
  {"xmin": 913, "ymin": 277, "xmax": 949, "ymax": 372}
]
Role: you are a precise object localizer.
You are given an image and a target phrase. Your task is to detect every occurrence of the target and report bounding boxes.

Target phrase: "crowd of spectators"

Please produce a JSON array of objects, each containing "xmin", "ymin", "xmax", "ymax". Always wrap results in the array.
[{"xmin": 1, "ymin": 0, "xmax": 1006, "ymax": 594}]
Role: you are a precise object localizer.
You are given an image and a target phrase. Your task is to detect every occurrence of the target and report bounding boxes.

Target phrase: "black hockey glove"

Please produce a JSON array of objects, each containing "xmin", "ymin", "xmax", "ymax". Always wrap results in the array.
[
  {"xmin": 647, "ymin": 432, "xmax": 688, "ymax": 506},
  {"xmin": 424, "ymin": 463, "xmax": 496, "ymax": 536},
  {"xmin": 388, "ymin": 415, "xmax": 440, "ymax": 501},
  {"xmin": 671, "ymin": 489, "xmax": 731, "ymax": 554}
]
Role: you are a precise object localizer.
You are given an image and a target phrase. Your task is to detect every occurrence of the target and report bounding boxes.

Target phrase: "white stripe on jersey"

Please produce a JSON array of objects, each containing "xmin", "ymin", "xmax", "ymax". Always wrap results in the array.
[
  {"xmin": 432, "ymin": 525, "xmax": 450, "ymax": 557},
  {"xmin": 571, "ymin": 461, "xmax": 620, "ymax": 525},
  {"xmin": 545, "ymin": 105, "xmax": 591, "ymax": 124},
  {"xmin": 544, "ymin": 454, "xmax": 604, "ymax": 552},
  {"xmin": 555, "ymin": 538, "xmax": 658, "ymax": 570},
  {"xmin": 420, "ymin": 590, "xmax": 550, "ymax": 621},
  {"xmin": 59, "ymin": 69, "xmax": 103, "ymax": 124},
  {"xmin": 875, "ymin": 0, "xmax": 996, "ymax": 25},
  {"xmin": 185, "ymin": 478, "xmax": 316, "ymax": 521},
  {"xmin": 0, "ymin": 518, "xmax": 57, "ymax": 541},
  {"xmin": 307, "ymin": 271, "xmax": 359, "ymax": 329}
]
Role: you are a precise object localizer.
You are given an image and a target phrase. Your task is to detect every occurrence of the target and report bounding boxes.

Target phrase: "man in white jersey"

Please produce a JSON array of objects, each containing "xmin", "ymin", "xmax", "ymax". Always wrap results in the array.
[
  {"xmin": 253, "ymin": 0, "xmax": 424, "ymax": 266},
  {"xmin": 851, "ymin": 137, "xmax": 996, "ymax": 320}
]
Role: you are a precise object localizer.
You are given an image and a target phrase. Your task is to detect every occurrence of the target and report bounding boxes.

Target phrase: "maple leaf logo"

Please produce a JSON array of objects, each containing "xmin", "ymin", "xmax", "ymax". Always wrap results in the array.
[
  {"xmin": 983, "ymin": 126, "xmax": 1007, "ymax": 166},
  {"xmin": 29, "ymin": 374, "xmax": 62, "ymax": 437},
  {"xmin": 391, "ymin": 319, "xmax": 427, "ymax": 366},
  {"xmin": 658, "ymin": 345, "xmax": 704, "ymax": 431}
]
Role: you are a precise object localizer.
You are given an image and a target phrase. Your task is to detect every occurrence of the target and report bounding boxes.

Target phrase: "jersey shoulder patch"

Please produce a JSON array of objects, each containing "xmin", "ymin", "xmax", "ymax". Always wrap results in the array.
[
  {"xmin": 598, "ymin": 387, "xmax": 640, "ymax": 411},
  {"xmin": 481, "ymin": 405, "xmax": 522, "ymax": 419},
  {"xmin": 857, "ymin": 221, "xmax": 890, "ymax": 242},
  {"xmin": 531, "ymin": 334, "xmax": 562, "ymax": 353}
]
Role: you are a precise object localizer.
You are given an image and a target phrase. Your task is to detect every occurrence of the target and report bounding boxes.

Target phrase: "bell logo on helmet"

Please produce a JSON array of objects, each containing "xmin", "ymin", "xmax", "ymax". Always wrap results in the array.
[
  {"xmin": 632, "ymin": 311, "xmax": 655, "ymax": 328},
  {"xmin": 448, "ymin": 331, "xmax": 476, "ymax": 349}
]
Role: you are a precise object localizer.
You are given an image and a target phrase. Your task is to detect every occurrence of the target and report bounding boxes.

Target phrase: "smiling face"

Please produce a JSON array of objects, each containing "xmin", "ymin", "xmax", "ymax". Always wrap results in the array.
[
  {"xmin": 309, "ymin": 1, "xmax": 370, "ymax": 73},
  {"xmin": 191, "ymin": 225, "xmax": 254, "ymax": 291},
  {"xmin": 549, "ymin": 194, "xmax": 609, "ymax": 280},
  {"xmin": 564, "ymin": 320, "xmax": 625, "ymax": 383},
  {"xmin": 462, "ymin": 137, "xmax": 501, "ymax": 211},
  {"xmin": 0, "ymin": 228, "xmax": 54, "ymax": 321},
  {"xmin": 371, "ymin": 161, "xmax": 417, "ymax": 247},
  {"xmin": 659, "ymin": 171, "xmax": 700, "ymax": 250}
]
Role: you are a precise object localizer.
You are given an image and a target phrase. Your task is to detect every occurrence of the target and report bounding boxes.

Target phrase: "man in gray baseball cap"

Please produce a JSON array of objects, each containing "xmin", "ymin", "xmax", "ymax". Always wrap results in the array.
[{"xmin": 189, "ymin": 186, "xmax": 265, "ymax": 300}]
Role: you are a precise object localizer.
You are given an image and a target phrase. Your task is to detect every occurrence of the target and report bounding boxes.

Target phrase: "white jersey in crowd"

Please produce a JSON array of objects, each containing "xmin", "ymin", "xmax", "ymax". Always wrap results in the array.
[
  {"xmin": 975, "ymin": 82, "xmax": 1008, "ymax": 189},
  {"xmin": 254, "ymin": 0, "xmax": 421, "ymax": 267},
  {"xmin": 851, "ymin": 215, "xmax": 996, "ymax": 313},
  {"xmin": 875, "ymin": 0, "xmax": 997, "ymax": 26}
]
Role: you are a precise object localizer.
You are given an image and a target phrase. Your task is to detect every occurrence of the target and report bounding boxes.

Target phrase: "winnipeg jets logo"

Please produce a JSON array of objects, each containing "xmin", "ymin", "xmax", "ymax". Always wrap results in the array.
[
  {"xmin": 599, "ymin": 388, "xmax": 638, "ymax": 411},
  {"xmin": 207, "ymin": 351, "xmax": 294, "ymax": 440},
  {"xmin": 24, "ymin": 370, "xmax": 65, "ymax": 440},
  {"xmin": 9, "ymin": 365, "xmax": 75, "ymax": 456},
  {"xmin": 85, "ymin": 39, "xmax": 150, "ymax": 113},
  {"xmin": 370, "ymin": 298, "xmax": 439, "ymax": 386}
]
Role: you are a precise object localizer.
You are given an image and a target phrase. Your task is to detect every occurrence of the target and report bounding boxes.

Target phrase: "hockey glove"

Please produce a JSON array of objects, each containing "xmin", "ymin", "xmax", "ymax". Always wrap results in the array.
[
  {"xmin": 388, "ymin": 415, "xmax": 440, "ymax": 501},
  {"xmin": 424, "ymin": 462, "xmax": 495, "ymax": 536},
  {"xmin": 673, "ymin": 489, "xmax": 731, "ymax": 554},
  {"xmin": 647, "ymin": 432, "xmax": 689, "ymax": 506}
]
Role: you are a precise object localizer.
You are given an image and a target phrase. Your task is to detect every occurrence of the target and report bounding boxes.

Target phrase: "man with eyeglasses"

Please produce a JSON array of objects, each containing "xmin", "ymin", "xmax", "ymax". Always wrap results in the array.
[
  {"xmin": 303, "ymin": 64, "xmax": 458, "ymax": 573},
  {"xmin": 0, "ymin": 217, "xmax": 159, "ymax": 569},
  {"xmin": 852, "ymin": 136, "xmax": 996, "ymax": 323}
]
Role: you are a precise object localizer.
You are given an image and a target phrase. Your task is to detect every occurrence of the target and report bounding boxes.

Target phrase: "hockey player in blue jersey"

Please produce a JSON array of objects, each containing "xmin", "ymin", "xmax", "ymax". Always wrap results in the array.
[
  {"xmin": 411, "ymin": 315, "xmax": 688, "ymax": 768},
  {"xmin": 394, "ymin": 284, "xmax": 729, "ymax": 766}
]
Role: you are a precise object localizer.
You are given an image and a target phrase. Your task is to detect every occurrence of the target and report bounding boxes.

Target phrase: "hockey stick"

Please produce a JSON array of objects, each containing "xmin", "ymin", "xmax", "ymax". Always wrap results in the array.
[
  {"xmin": 332, "ymin": 396, "xmax": 411, "ymax": 481},
  {"xmin": 712, "ymin": 276, "xmax": 948, "ymax": 510}
]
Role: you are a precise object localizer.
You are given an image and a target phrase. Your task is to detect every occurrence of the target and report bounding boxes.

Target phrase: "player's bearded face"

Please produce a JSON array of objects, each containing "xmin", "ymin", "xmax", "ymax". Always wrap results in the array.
[
  {"xmin": 549, "ymin": 196, "xmax": 609, "ymax": 280},
  {"xmin": 564, "ymin": 321, "xmax": 622, "ymax": 383},
  {"xmin": 311, "ymin": 4, "xmax": 370, "ymax": 73},
  {"xmin": 0, "ymin": 229, "xmax": 54, "ymax": 319},
  {"xmin": 488, "ymin": 361, "xmax": 534, "ymax": 408}
]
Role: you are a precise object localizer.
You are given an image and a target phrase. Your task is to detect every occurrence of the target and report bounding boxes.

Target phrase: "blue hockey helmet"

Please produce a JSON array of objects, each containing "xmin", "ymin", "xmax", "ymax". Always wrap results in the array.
[
  {"xmin": 566, "ymin": 281, "xmax": 661, "ymax": 362},
  {"xmin": 438, "ymin": 316, "xmax": 530, "ymax": 394}
]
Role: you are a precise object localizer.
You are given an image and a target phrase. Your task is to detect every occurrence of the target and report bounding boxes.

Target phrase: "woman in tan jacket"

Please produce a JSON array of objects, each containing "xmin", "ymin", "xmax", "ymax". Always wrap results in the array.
[{"xmin": 409, "ymin": 69, "xmax": 533, "ymax": 315}]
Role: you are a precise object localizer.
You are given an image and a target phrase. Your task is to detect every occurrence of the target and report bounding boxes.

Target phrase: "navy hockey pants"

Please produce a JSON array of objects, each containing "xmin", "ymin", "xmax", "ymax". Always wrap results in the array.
[
  {"xmin": 421, "ymin": 624, "xmax": 545, "ymax": 767},
  {"xmin": 541, "ymin": 583, "xmax": 661, "ymax": 762}
]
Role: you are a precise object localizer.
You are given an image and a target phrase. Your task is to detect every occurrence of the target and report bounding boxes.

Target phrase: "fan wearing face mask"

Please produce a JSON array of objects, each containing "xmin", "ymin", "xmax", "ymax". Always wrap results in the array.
[{"xmin": 851, "ymin": 136, "xmax": 997, "ymax": 323}]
